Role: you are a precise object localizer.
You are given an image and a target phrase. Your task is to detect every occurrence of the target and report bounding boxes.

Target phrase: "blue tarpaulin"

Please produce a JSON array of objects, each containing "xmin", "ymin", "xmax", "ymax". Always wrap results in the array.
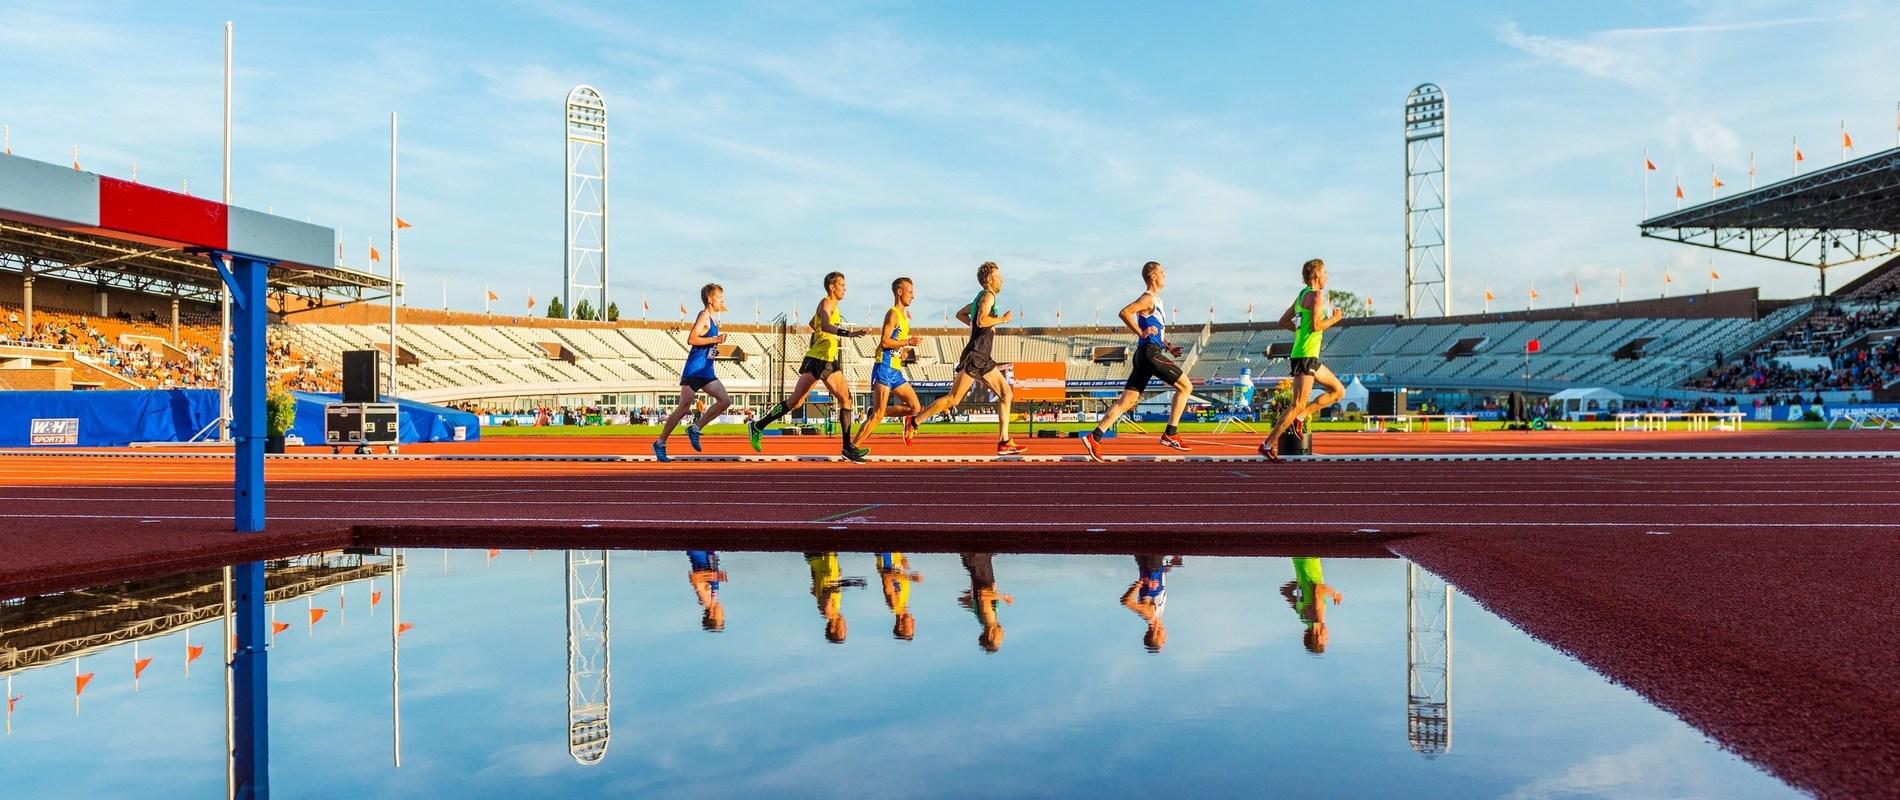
[
  {"xmin": 0, "ymin": 389, "xmax": 221, "ymax": 447},
  {"xmin": 288, "ymin": 392, "xmax": 480, "ymax": 444},
  {"xmin": 0, "ymin": 389, "xmax": 478, "ymax": 447}
]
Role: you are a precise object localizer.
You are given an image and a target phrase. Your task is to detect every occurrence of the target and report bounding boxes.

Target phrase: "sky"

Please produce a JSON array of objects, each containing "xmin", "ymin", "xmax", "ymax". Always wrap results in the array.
[{"xmin": 1, "ymin": 0, "xmax": 1896, "ymax": 326}]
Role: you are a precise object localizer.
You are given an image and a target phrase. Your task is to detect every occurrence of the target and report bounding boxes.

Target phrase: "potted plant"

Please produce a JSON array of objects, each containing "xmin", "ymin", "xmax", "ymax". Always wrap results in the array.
[{"xmin": 266, "ymin": 389, "xmax": 298, "ymax": 454}]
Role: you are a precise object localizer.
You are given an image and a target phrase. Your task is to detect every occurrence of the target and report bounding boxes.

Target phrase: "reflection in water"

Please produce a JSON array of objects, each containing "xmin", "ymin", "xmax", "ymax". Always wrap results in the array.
[
  {"xmin": 1121, "ymin": 555, "xmax": 1179, "ymax": 653},
  {"xmin": 1407, "ymin": 562, "xmax": 1454, "ymax": 756},
  {"xmin": 1285, "ymin": 557, "xmax": 1343, "ymax": 654},
  {"xmin": 566, "ymin": 550, "xmax": 612, "ymax": 765},
  {"xmin": 0, "ymin": 550, "xmax": 1490, "ymax": 794},
  {"xmin": 957, "ymin": 553, "xmax": 1012, "ymax": 653},
  {"xmin": 687, "ymin": 551, "xmax": 726, "ymax": 633},
  {"xmin": 875, "ymin": 553, "xmax": 920, "ymax": 641}
]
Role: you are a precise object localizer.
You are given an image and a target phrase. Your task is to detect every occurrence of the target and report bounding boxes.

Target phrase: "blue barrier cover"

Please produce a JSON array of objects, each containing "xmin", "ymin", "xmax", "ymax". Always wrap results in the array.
[{"xmin": 0, "ymin": 389, "xmax": 220, "ymax": 446}]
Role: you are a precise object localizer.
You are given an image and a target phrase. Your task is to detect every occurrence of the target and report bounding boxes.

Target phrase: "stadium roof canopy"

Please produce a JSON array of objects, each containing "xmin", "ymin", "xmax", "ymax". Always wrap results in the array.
[
  {"xmin": 0, "ymin": 153, "xmax": 389, "ymax": 307},
  {"xmin": 1639, "ymin": 146, "xmax": 1900, "ymax": 270}
]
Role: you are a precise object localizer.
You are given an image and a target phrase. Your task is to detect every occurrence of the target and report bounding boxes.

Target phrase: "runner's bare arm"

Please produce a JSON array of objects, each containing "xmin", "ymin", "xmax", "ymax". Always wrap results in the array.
[
  {"xmin": 1312, "ymin": 292, "xmax": 1346, "ymax": 331},
  {"xmin": 877, "ymin": 309, "xmax": 906, "ymax": 350},
  {"xmin": 975, "ymin": 292, "xmax": 1012, "ymax": 328},
  {"xmin": 1119, "ymin": 295, "xmax": 1150, "ymax": 337},
  {"xmin": 686, "ymin": 311, "xmax": 722, "ymax": 346}
]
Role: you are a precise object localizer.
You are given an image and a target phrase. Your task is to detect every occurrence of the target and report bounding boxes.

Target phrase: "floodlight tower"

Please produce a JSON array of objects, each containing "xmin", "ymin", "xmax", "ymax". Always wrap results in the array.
[
  {"xmin": 1406, "ymin": 562, "xmax": 1453, "ymax": 756},
  {"xmin": 1404, "ymin": 83, "xmax": 1450, "ymax": 317},
  {"xmin": 566, "ymin": 549, "xmax": 611, "ymax": 765},
  {"xmin": 564, "ymin": 86, "xmax": 608, "ymax": 316}
]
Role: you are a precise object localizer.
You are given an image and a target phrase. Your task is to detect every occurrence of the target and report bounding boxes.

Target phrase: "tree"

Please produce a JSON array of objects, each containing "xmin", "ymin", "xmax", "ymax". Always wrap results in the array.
[
  {"xmin": 572, "ymin": 299, "xmax": 598, "ymax": 321},
  {"xmin": 546, "ymin": 296, "xmax": 567, "ymax": 319},
  {"xmin": 605, "ymin": 302, "xmax": 620, "ymax": 322},
  {"xmin": 1327, "ymin": 290, "xmax": 1368, "ymax": 318}
]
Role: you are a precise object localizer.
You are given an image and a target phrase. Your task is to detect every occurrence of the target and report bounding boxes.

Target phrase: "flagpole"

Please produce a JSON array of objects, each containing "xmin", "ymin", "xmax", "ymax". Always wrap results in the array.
[
  {"xmin": 484, "ymin": 284, "xmax": 491, "ymax": 314},
  {"xmin": 388, "ymin": 112, "xmax": 400, "ymax": 400},
  {"xmin": 1617, "ymin": 269, "xmax": 1624, "ymax": 303},
  {"xmin": 1674, "ymin": 173, "xmax": 1681, "ymax": 210},
  {"xmin": 1841, "ymin": 120, "xmax": 1847, "ymax": 163},
  {"xmin": 218, "ymin": 20, "xmax": 233, "ymax": 442},
  {"xmin": 1709, "ymin": 258, "xmax": 1715, "ymax": 293},
  {"xmin": 1793, "ymin": 136, "xmax": 1800, "ymax": 175},
  {"xmin": 1642, "ymin": 148, "xmax": 1649, "ymax": 219}
]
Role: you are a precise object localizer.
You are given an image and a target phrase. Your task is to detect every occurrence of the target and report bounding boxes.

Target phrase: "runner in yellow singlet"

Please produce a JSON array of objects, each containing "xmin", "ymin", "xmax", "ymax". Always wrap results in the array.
[
  {"xmin": 876, "ymin": 552, "xmax": 922, "ymax": 640},
  {"xmin": 748, "ymin": 271, "xmax": 871, "ymax": 461},
  {"xmin": 851, "ymin": 277, "xmax": 926, "ymax": 451},
  {"xmin": 1261, "ymin": 258, "xmax": 1347, "ymax": 461}
]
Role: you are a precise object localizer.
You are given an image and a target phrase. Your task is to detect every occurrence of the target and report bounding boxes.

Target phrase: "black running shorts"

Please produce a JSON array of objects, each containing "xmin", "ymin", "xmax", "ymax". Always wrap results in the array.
[
  {"xmin": 798, "ymin": 356, "xmax": 843, "ymax": 380},
  {"xmin": 956, "ymin": 350, "xmax": 998, "ymax": 379},
  {"xmin": 1123, "ymin": 343, "xmax": 1184, "ymax": 392},
  {"xmin": 1289, "ymin": 357, "xmax": 1322, "ymax": 377}
]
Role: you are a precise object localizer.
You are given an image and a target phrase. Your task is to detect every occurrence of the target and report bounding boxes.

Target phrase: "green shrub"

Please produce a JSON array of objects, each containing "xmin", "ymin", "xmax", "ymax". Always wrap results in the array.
[{"xmin": 266, "ymin": 390, "xmax": 299, "ymax": 437}]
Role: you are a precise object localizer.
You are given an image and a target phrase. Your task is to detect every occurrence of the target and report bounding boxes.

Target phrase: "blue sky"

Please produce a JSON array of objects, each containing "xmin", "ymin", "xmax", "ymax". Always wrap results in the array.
[{"xmin": 2, "ymin": 1, "xmax": 1896, "ymax": 324}]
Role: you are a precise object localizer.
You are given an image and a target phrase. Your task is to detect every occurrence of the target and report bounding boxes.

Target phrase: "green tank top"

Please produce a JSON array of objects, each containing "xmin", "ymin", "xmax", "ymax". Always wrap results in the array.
[{"xmin": 1292, "ymin": 287, "xmax": 1322, "ymax": 358}]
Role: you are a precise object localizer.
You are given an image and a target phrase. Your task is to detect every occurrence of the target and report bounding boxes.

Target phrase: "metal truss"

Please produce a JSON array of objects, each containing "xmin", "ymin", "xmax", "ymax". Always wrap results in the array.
[
  {"xmin": 564, "ymin": 86, "xmax": 608, "ymax": 316},
  {"xmin": 1406, "ymin": 562, "xmax": 1453, "ymax": 756},
  {"xmin": 566, "ymin": 549, "xmax": 612, "ymax": 765},
  {"xmin": 1405, "ymin": 83, "xmax": 1451, "ymax": 318},
  {"xmin": 1640, "ymin": 147, "xmax": 1900, "ymax": 267}
]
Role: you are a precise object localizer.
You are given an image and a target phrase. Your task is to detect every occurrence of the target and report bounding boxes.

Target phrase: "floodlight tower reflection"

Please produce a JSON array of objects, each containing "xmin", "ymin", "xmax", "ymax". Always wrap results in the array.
[
  {"xmin": 1406, "ymin": 562, "xmax": 1453, "ymax": 756},
  {"xmin": 566, "ymin": 550, "xmax": 612, "ymax": 764}
]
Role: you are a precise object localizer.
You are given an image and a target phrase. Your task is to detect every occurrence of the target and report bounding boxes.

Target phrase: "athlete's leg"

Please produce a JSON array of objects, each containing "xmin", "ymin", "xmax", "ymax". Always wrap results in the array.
[
  {"xmin": 981, "ymin": 368, "xmax": 1014, "ymax": 443},
  {"xmin": 1166, "ymin": 374, "xmax": 1193, "ymax": 430},
  {"xmin": 854, "ymin": 384, "xmax": 893, "ymax": 449},
  {"xmin": 757, "ymin": 372, "xmax": 819, "ymax": 429},
  {"xmin": 692, "ymin": 381, "xmax": 732, "ymax": 429},
  {"xmin": 1301, "ymin": 365, "xmax": 1346, "ymax": 420},
  {"xmin": 1264, "ymin": 374, "xmax": 1315, "ymax": 453},
  {"xmin": 889, "ymin": 383, "xmax": 921, "ymax": 418},
  {"xmin": 824, "ymin": 371, "xmax": 857, "ymax": 449},
  {"xmin": 1092, "ymin": 389, "xmax": 1142, "ymax": 435},
  {"xmin": 658, "ymin": 385, "xmax": 698, "ymax": 442},
  {"xmin": 914, "ymin": 372, "xmax": 975, "ymax": 422}
]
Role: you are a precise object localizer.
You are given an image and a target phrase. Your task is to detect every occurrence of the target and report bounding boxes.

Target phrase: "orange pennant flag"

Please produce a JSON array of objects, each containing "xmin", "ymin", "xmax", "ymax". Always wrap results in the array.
[
  {"xmin": 371, "ymin": 590, "xmax": 383, "ymax": 607},
  {"xmin": 527, "ymin": 295, "xmax": 536, "ymax": 310},
  {"xmin": 1674, "ymin": 182, "xmax": 1685, "ymax": 200},
  {"xmin": 1529, "ymin": 288, "xmax": 1540, "ymax": 300},
  {"xmin": 187, "ymin": 644, "xmax": 205, "ymax": 663},
  {"xmin": 1710, "ymin": 269, "xmax": 1721, "ymax": 280},
  {"xmin": 1644, "ymin": 157, "xmax": 1657, "ymax": 171},
  {"xmin": 1573, "ymin": 280, "xmax": 1581, "ymax": 297},
  {"xmin": 397, "ymin": 622, "xmax": 415, "ymax": 637},
  {"xmin": 370, "ymin": 244, "xmax": 381, "ymax": 262},
  {"xmin": 486, "ymin": 289, "xmax": 499, "ymax": 302},
  {"xmin": 487, "ymin": 548, "xmax": 500, "ymax": 560},
  {"xmin": 1843, "ymin": 130, "xmax": 1854, "ymax": 150},
  {"xmin": 1795, "ymin": 145, "xmax": 1805, "ymax": 163},
  {"xmin": 396, "ymin": 217, "xmax": 413, "ymax": 229},
  {"xmin": 7, "ymin": 695, "xmax": 18, "ymax": 713},
  {"xmin": 271, "ymin": 621, "xmax": 291, "ymax": 636},
  {"xmin": 1483, "ymin": 289, "xmax": 1495, "ymax": 302},
  {"xmin": 1665, "ymin": 272, "xmax": 1674, "ymax": 284},
  {"xmin": 75, "ymin": 673, "xmax": 94, "ymax": 697},
  {"xmin": 134, "ymin": 657, "xmax": 153, "ymax": 680},
  {"xmin": 1712, "ymin": 173, "xmax": 1724, "ymax": 189},
  {"xmin": 309, "ymin": 608, "xmax": 327, "ymax": 625}
]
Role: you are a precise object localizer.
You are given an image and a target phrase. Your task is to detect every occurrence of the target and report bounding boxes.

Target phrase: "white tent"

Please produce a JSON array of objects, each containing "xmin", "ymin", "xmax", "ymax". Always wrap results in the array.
[
  {"xmin": 1548, "ymin": 387, "xmax": 1626, "ymax": 419},
  {"xmin": 1341, "ymin": 376, "xmax": 1370, "ymax": 413}
]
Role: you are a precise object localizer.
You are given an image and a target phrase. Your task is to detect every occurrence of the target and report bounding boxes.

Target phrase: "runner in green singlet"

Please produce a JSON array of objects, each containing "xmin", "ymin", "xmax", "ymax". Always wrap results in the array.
[{"xmin": 1261, "ymin": 258, "xmax": 1347, "ymax": 461}]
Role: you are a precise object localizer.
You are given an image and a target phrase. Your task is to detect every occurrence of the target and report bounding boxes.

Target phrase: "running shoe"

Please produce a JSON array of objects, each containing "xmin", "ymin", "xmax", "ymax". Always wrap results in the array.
[
  {"xmin": 747, "ymin": 420, "xmax": 763, "ymax": 452},
  {"xmin": 902, "ymin": 415, "xmax": 917, "ymax": 446},
  {"xmin": 652, "ymin": 440, "xmax": 671, "ymax": 463},
  {"xmin": 1159, "ymin": 433, "xmax": 1190, "ymax": 451},
  {"xmin": 1258, "ymin": 440, "xmax": 1282, "ymax": 462},
  {"xmin": 686, "ymin": 424, "xmax": 703, "ymax": 452},
  {"xmin": 1294, "ymin": 416, "xmax": 1309, "ymax": 437},
  {"xmin": 1080, "ymin": 432, "xmax": 1104, "ymax": 463},
  {"xmin": 843, "ymin": 446, "xmax": 871, "ymax": 463},
  {"xmin": 997, "ymin": 440, "xmax": 1027, "ymax": 457}
]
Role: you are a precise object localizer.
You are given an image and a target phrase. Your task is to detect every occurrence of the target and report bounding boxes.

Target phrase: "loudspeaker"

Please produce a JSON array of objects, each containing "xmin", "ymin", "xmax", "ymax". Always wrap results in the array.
[
  {"xmin": 342, "ymin": 350, "xmax": 381, "ymax": 403},
  {"xmin": 1368, "ymin": 389, "xmax": 1395, "ymax": 416},
  {"xmin": 1279, "ymin": 427, "xmax": 1313, "ymax": 456}
]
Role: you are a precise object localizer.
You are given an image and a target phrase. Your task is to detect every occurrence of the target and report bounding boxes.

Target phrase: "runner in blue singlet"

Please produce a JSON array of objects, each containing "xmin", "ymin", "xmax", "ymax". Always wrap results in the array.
[{"xmin": 654, "ymin": 283, "xmax": 733, "ymax": 462}]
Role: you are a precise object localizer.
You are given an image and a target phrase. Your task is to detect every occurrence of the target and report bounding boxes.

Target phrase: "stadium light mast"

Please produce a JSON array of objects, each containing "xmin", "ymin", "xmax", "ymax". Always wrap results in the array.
[
  {"xmin": 1407, "ymin": 562, "xmax": 1453, "ymax": 757},
  {"xmin": 564, "ymin": 86, "xmax": 608, "ymax": 317},
  {"xmin": 1404, "ymin": 84, "xmax": 1450, "ymax": 318},
  {"xmin": 566, "ymin": 549, "xmax": 612, "ymax": 765}
]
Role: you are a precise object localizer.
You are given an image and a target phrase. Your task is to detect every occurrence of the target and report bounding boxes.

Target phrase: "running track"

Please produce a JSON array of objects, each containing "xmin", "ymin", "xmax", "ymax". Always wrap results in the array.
[{"xmin": 3, "ymin": 430, "xmax": 1899, "ymax": 797}]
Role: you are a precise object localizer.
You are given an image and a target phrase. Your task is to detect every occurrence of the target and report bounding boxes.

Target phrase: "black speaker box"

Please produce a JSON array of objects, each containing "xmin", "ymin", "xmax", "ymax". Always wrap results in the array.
[{"xmin": 342, "ymin": 350, "xmax": 382, "ymax": 403}]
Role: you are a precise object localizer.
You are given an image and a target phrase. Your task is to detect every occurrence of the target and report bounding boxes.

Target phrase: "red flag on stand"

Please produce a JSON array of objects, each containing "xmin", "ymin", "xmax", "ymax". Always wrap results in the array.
[{"xmin": 1526, "ymin": 338, "xmax": 1542, "ymax": 354}]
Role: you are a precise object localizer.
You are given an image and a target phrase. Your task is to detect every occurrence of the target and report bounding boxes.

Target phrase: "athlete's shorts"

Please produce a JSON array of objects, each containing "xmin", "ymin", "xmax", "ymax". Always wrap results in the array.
[
  {"xmin": 681, "ymin": 375, "xmax": 716, "ymax": 391},
  {"xmin": 870, "ymin": 363, "xmax": 909, "ymax": 389},
  {"xmin": 956, "ymin": 350, "xmax": 998, "ymax": 379},
  {"xmin": 1289, "ymin": 357, "xmax": 1323, "ymax": 377},
  {"xmin": 1123, "ymin": 343, "xmax": 1184, "ymax": 392},
  {"xmin": 798, "ymin": 356, "xmax": 843, "ymax": 380}
]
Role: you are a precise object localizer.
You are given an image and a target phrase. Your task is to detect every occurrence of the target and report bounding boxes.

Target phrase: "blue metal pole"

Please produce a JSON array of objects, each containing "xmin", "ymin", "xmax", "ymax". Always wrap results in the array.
[
  {"xmin": 230, "ymin": 255, "xmax": 268, "ymax": 532},
  {"xmin": 231, "ymin": 560, "xmax": 270, "ymax": 798}
]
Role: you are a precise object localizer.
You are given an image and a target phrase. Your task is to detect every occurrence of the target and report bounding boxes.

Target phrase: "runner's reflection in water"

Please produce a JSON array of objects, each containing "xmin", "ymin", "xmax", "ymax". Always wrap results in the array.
[
  {"xmin": 805, "ymin": 553, "xmax": 864, "ymax": 644},
  {"xmin": 686, "ymin": 551, "xmax": 726, "ymax": 632},
  {"xmin": 875, "ymin": 553, "xmax": 922, "ymax": 641},
  {"xmin": 1281, "ymin": 557, "xmax": 1343, "ymax": 654},
  {"xmin": 958, "ymin": 553, "xmax": 1012, "ymax": 653},
  {"xmin": 1121, "ymin": 554, "xmax": 1181, "ymax": 653}
]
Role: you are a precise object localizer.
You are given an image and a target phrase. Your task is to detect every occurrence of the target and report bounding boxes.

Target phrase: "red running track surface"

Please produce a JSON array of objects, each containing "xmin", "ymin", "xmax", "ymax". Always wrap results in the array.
[{"xmin": 3, "ymin": 433, "xmax": 1899, "ymax": 797}]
